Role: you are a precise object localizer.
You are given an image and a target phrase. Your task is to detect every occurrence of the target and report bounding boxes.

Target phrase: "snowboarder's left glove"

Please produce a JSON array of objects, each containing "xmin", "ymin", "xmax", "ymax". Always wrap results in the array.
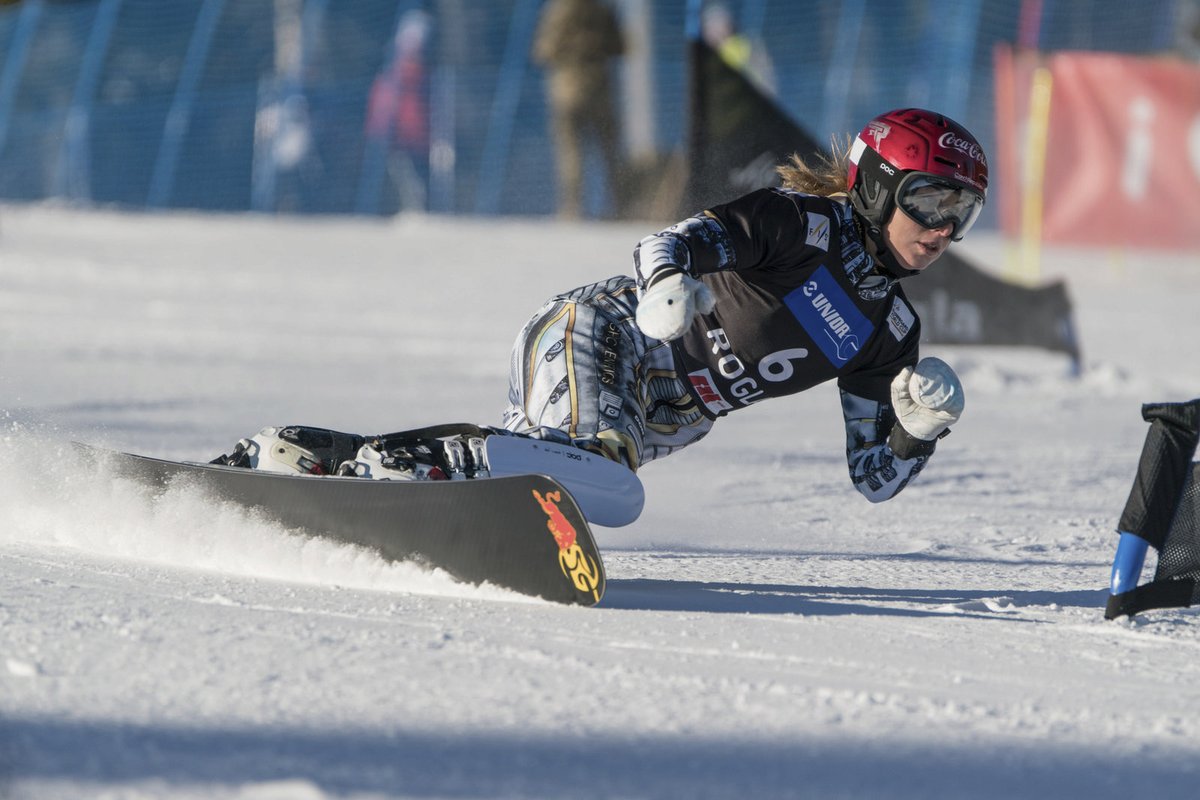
[
  {"xmin": 635, "ymin": 272, "xmax": 715, "ymax": 342},
  {"xmin": 888, "ymin": 357, "xmax": 964, "ymax": 458}
]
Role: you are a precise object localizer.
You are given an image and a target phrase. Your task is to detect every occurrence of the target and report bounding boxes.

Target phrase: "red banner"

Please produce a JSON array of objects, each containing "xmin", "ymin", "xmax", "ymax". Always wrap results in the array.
[{"xmin": 995, "ymin": 47, "xmax": 1200, "ymax": 250}]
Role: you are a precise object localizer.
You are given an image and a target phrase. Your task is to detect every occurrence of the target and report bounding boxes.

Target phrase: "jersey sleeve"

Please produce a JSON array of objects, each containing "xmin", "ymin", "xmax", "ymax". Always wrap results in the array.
[
  {"xmin": 835, "ymin": 285, "xmax": 928, "ymax": 501},
  {"xmin": 634, "ymin": 188, "xmax": 819, "ymax": 286},
  {"xmin": 839, "ymin": 387, "xmax": 931, "ymax": 502}
]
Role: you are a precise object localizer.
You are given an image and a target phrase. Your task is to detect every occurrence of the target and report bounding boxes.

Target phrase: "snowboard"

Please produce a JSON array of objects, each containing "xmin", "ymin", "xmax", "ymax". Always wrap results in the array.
[{"xmin": 74, "ymin": 444, "xmax": 606, "ymax": 606}]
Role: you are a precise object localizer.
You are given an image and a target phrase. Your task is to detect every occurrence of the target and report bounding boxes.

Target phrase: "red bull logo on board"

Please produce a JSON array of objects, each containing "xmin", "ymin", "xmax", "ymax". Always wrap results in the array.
[{"xmin": 532, "ymin": 489, "xmax": 601, "ymax": 602}]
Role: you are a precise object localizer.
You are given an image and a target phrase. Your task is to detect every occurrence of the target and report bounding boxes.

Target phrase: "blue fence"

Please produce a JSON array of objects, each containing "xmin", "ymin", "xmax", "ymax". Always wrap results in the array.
[{"xmin": 0, "ymin": 0, "xmax": 1184, "ymax": 219}]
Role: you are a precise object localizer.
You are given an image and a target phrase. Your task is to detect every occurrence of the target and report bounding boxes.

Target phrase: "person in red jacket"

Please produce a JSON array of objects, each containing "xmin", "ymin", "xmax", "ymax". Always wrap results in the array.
[{"xmin": 362, "ymin": 10, "xmax": 431, "ymax": 212}]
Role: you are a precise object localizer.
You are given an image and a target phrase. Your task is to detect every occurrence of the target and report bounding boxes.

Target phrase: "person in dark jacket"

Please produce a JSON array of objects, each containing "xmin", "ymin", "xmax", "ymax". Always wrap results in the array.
[
  {"xmin": 501, "ymin": 107, "xmax": 987, "ymax": 502},
  {"xmin": 215, "ymin": 109, "xmax": 986, "ymax": 516}
]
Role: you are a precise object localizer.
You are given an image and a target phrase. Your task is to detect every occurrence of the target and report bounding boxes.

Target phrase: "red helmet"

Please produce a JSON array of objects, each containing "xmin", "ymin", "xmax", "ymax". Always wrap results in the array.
[{"xmin": 848, "ymin": 108, "xmax": 988, "ymax": 242}]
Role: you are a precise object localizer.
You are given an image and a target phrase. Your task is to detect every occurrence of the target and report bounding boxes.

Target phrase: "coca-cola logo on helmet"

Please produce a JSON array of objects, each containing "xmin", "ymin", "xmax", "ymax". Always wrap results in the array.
[{"xmin": 937, "ymin": 131, "xmax": 987, "ymax": 167}]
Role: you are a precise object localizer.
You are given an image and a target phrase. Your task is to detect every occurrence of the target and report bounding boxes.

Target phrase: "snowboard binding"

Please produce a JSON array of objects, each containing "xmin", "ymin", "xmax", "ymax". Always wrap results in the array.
[
  {"xmin": 211, "ymin": 424, "xmax": 493, "ymax": 481},
  {"xmin": 336, "ymin": 435, "xmax": 490, "ymax": 481},
  {"xmin": 212, "ymin": 426, "xmax": 365, "ymax": 475}
]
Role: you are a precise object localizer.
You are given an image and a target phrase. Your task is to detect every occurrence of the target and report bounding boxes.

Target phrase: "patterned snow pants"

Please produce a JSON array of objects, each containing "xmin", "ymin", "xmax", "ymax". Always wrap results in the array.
[{"xmin": 501, "ymin": 276, "xmax": 713, "ymax": 471}]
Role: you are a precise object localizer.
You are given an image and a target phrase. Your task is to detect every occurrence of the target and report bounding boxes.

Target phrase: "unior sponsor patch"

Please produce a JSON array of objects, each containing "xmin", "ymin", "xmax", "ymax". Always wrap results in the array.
[
  {"xmin": 887, "ymin": 296, "xmax": 915, "ymax": 341},
  {"xmin": 783, "ymin": 266, "xmax": 873, "ymax": 366}
]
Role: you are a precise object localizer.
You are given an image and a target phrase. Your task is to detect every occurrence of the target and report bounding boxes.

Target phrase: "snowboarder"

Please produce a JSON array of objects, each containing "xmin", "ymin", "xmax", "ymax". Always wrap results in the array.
[{"xmin": 215, "ymin": 108, "xmax": 986, "ymax": 515}]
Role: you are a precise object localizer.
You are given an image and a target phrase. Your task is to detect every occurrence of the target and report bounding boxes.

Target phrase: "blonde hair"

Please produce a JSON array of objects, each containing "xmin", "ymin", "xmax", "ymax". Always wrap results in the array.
[{"xmin": 776, "ymin": 135, "xmax": 853, "ymax": 196}]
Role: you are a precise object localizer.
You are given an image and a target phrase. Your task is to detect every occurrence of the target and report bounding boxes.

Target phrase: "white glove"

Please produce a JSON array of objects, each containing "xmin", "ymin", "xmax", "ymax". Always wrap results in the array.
[
  {"xmin": 890, "ymin": 357, "xmax": 964, "ymax": 441},
  {"xmin": 635, "ymin": 273, "xmax": 715, "ymax": 342}
]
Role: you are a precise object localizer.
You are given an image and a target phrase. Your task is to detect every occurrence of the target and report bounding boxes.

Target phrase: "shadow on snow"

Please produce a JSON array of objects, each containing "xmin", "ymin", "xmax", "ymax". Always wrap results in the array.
[
  {"xmin": 602, "ymin": 578, "xmax": 1107, "ymax": 617},
  {"xmin": 0, "ymin": 716, "xmax": 1193, "ymax": 799}
]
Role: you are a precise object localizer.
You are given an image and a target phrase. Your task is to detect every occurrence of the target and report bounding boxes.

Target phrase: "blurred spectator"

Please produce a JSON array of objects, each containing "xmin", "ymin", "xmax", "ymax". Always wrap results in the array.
[
  {"xmin": 363, "ymin": 9, "xmax": 432, "ymax": 213},
  {"xmin": 701, "ymin": 1, "xmax": 776, "ymax": 96},
  {"xmin": 1176, "ymin": 0, "xmax": 1200, "ymax": 59},
  {"xmin": 533, "ymin": 0, "xmax": 626, "ymax": 219},
  {"xmin": 261, "ymin": 92, "xmax": 320, "ymax": 212}
]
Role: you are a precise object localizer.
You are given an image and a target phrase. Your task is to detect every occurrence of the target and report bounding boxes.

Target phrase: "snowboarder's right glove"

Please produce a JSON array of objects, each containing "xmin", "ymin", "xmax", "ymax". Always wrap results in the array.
[
  {"xmin": 635, "ymin": 272, "xmax": 715, "ymax": 342},
  {"xmin": 888, "ymin": 357, "xmax": 964, "ymax": 459}
]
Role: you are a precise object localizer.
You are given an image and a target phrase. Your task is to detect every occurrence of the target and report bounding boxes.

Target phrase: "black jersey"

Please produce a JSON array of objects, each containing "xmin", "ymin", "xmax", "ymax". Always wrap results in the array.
[{"xmin": 660, "ymin": 188, "xmax": 921, "ymax": 419}]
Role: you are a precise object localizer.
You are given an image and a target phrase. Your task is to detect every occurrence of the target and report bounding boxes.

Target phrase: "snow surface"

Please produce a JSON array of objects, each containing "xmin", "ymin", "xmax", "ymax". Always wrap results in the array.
[{"xmin": 2, "ymin": 204, "xmax": 1199, "ymax": 799}]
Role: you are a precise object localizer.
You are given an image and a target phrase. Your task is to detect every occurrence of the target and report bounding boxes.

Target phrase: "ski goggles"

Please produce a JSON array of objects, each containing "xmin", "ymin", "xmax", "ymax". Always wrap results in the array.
[{"xmin": 895, "ymin": 173, "xmax": 985, "ymax": 241}]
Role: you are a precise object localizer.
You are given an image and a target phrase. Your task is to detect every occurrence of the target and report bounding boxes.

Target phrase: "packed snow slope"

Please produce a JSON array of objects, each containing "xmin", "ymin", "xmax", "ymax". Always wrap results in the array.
[{"xmin": 2, "ymin": 205, "xmax": 1199, "ymax": 799}]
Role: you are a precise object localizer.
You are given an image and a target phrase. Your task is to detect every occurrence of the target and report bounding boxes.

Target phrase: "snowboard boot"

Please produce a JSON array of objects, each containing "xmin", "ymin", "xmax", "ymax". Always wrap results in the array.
[
  {"xmin": 210, "ymin": 426, "xmax": 365, "ymax": 475},
  {"xmin": 335, "ymin": 433, "xmax": 491, "ymax": 481}
]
